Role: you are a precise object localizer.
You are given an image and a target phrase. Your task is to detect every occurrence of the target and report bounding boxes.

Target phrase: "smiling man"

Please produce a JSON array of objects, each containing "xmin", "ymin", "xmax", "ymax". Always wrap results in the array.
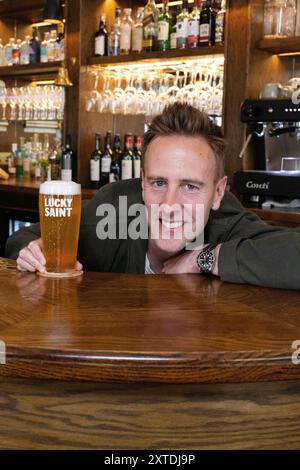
[{"xmin": 6, "ymin": 103, "xmax": 300, "ymax": 289}]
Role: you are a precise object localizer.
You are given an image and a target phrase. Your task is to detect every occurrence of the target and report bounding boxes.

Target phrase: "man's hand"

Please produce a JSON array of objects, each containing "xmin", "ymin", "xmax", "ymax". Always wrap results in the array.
[
  {"xmin": 162, "ymin": 244, "xmax": 221, "ymax": 276},
  {"xmin": 16, "ymin": 238, "xmax": 83, "ymax": 273}
]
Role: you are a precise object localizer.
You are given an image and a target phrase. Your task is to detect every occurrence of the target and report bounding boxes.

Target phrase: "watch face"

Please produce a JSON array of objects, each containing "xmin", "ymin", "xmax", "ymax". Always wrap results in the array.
[{"xmin": 197, "ymin": 249, "xmax": 215, "ymax": 273}]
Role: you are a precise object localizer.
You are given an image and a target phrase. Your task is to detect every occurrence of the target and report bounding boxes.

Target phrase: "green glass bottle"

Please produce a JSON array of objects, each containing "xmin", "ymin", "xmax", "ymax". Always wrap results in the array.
[{"xmin": 157, "ymin": 0, "xmax": 170, "ymax": 51}]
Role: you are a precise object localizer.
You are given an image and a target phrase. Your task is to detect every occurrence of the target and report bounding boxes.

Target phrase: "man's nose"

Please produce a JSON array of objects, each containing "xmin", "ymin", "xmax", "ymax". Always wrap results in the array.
[{"xmin": 162, "ymin": 187, "xmax": 180, "ymax": 207}]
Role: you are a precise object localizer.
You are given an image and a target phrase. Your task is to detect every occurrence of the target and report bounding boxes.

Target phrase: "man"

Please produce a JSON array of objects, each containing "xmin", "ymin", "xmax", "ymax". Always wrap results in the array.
[{"xmin": 5, "ymin": 103, "xmax": 300, "ymax": 289}]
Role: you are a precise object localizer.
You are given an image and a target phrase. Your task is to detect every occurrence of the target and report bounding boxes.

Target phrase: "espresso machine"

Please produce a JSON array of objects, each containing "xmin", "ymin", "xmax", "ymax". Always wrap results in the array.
[{"xmin": 234, "ymin": 99, "xmax": 300, "ymax": 205}]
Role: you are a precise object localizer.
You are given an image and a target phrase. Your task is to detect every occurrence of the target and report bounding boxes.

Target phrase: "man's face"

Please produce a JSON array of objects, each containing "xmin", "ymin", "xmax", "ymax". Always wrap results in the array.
[{"xmin": 141, "ymin": 134, "xmax": 227, "ymax": 256}]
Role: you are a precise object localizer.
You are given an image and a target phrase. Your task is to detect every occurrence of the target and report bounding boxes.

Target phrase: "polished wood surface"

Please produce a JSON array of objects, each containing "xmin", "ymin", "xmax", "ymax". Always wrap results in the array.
[
  {"xmin": 0, "ymin": 257, "xmax": 300, "ymax": 384},
  {"xmin": 258, "ymin": 36, "xmax": 300, "ymax": 54},
  {"xmin": 1, "ymin": 376, "xmax": 300, "ymax": 449}
]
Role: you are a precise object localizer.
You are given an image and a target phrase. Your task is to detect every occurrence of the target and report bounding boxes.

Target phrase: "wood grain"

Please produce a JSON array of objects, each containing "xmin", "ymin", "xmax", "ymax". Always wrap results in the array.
[
  {"xmin": 0, "ymin": 376, "xmax": 300, "ymax": 449},
  {"xmin": 0, "ymin": 257, "xmax": 300, "ymax": 383}
]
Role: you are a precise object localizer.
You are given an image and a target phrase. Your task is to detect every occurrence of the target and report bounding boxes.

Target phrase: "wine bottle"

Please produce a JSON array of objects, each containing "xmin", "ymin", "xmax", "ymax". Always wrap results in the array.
[
  {"xmin": 90, "ymin": 133, "xmax": 102, "ymax": 189},
  {"xmin": 121, "ymin": 134, "xmax": 133, "ymax": 180},
  {"xmin": 110, "ymin": 134, "xmax": 122, "ymax": 183},
  {"xmin": 95, "ymin": 14, "xmax": 108, "ymax": 56},
  {"xmin": 61, "ymin": 134, "xmax": 73, "ymax": 182},
  {"xmin": 101, "ymin": 131, "xmax": 113, "ymax": 186}
]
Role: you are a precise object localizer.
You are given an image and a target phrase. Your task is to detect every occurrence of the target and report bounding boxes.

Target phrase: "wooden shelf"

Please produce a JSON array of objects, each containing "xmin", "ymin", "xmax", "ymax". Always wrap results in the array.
[
  {"xmin": 0, "ymin": 0, "xmax": 44, "ymax": 24},
  {"xmin": 89, "ymin": 45, "xmax": 225, "ymax": 67},
  {"xmin": 257, "ymin": 37, "xmax": 300, "ymax": 55},
  {"xmin": 0, "ymin": 62, "xmax": 62, "ymax": 80}
]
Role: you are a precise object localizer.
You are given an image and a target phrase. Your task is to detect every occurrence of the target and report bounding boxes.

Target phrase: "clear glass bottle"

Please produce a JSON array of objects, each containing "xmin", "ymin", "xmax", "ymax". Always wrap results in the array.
[
  {"xmin": 108, "ymin": 25, "xmax": 120, "ymax": 56},
  {"xmin": 48, "ymin": 30, "xmax": 57, "ymax": 61},
  {"xmin": 215, "ymin": 0, "xmax": 226, "ymax": 44},
  {"xmin": 120, "ymin": 8, "xmax": 133, "ymax": 55},
  {"xmin": 41, "ymin": 32, "xmax": 50, "ymax": 63},
  {"xmin": 176, "ymin": 0, "xmax": 190, "ymax": 49},
  {"xmin": 273, "ymin": 0, "xmax": 288, "ymax": 37},
  {"xmin": 5, "ymin": 38, "xmax": 15, "ymax": 66},
  {"xmin": 113, "ymin": 7, "xmax": 122, "ymax": 32},
  {"xmin": 57, "ymin": 22, "xmax": 65, "ymax": 61},
  {"xmin": 12, "ymin": 38, "xmax": 21, "ymax": 65},
  {"xmin": 188, "ymin": 0, "xmax": 201, "ymax": 48},
  {"xmin": 157, "ymin": 0, "xmax": 170, "ymax": 51},
  {"xmin": 285, "ymin": 0, "xmax": 297, "ymax": 37},
  {"xmin": 170, "ymin": 7, "xmax": 178, "ymax": 49},
  {"xmin": 20, "ymin": 35, "xmax": 31, "ymax": 65},
  {"xmin": 263, "ymin": 0, "xmax": 274, "ymax": 37},
  {"xmin": 132, "ymin": 7, "xmax": 144, "ymax": 53},
  {"xmin": 143, "ymin": 0, "xmax": 159, "ymax": 52}
]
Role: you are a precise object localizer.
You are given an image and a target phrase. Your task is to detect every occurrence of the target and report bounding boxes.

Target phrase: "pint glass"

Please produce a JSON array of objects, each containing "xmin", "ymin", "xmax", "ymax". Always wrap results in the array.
[{"xmin": 39, "ymin": 180, "xmax": 82, "ymax": 277}]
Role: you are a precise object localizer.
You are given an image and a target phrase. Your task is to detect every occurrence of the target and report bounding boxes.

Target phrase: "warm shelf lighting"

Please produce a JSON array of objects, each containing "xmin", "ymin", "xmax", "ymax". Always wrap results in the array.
[{"xmin": 277, "ymin": 52, "xmax": 300, "ymax": 56}]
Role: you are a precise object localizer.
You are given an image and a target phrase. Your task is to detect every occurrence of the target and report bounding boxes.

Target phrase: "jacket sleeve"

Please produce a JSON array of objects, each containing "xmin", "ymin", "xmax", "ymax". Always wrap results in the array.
[
  {"xmin": 5, "ymin": 223, "xmax": 40, "ymax": 260},
  {"xmin": 212, "ymin": 192, "xmax": 300, "ymax": 289}
]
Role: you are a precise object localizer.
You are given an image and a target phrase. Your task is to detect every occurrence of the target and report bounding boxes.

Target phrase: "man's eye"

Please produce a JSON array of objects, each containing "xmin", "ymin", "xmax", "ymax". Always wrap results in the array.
[
  {"xmin": 183, "ymin": 184, "xmax": 199, "ymax": 191},
  {"xmin": 152, "ymin": 180, "xmax": 166, "ymax": 188}
]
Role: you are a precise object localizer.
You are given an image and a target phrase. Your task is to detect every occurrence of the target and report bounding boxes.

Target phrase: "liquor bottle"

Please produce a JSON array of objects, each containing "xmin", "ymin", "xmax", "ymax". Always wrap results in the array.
[
  {"xmin": 4, "ymin": 38, "xmax": 15, "ymax": 66},
  {"xmin": 113, "ymin": 7, "xmax": 122, "ymax": 31},
  {"xmin": 40, "ymin": 32, "xmax": 50, "ymax": 63},
  {"xmin": 29, "ymin": 28, "xmax": 41, "ymax": 64},
  {"xmin": 12, "ymin": 39, "xmax": 21, "ymax": 65},
  {"xmin": 108, "ymin": 26, "xmax": 120, "ymax": 56},
  {"xmin": 157, "ymin": 0, "xmax": 170, "ymax": 51},
  {"xmin": 170, "ymin": 7, "xmax": 178, "ymax": 49},
  {"xmin": 214, "ymin": 0, "xmax": 226, "ymax": 44},
  {"xmin": 120, "ymin": 8, "xmax": 133, "ymax": 54},
  {"xmin": 176, "ymin": 0, "xmax": 190, "ymax": 49},
  {"xmin": 199, "ymin": 0, "xmax": 216, "ymax": 46},
  {"xmin": 143, "ymin": 0, "xmax": 159, "ymax": 52},
  {"xmin": 20, "ymin": 35, "xmax": 31, "ymax": 65},
  {"xmin": 121, "ymin": 133, "xmax": 133, "ymax": 180},
  {"xmin": 90, "ymin": 133, "xmax": 102, "ymax": 189},
  {"xmin": 57, "ymin": 21, "xmax": 65, "ymax": 61},
  {"xmin": 110, "ymin": 133, "xmax": 122, "ymax": 183},
  {"xmin": 8, "ymin": 143, "xmax": 17, "ymax": 178},
  {"xmin": 23, "ymin": 142, "xmax": 31, "ymax": 179},
  {"xmin": 48, "ymin": 148, "xmax": 61, "ymax": 180},
  {"xmin": 61, "ymin": 134, "xmax": 73, "ymax": 181},
  {"xmin": 14, "ymin": 138, "xmax": 25, "ymax": 179},
  {"xmin": 132, "ymin": 7, "xmax": 144, "ymax": 53},
  {"xmin": 133, "ymin": 135, "xmax": 142, "ymax": 179},
  {"xmin": 188, "ymin": 0, "xmax": 201, "ymax": 48},
  {"xmin": 263, "ymin": 0, "xmax": 274, "ymax": 37},
  {"xmin": 101, "ymin": 131, "xmax": 113, "ymax": 186},
  {"xmin": 95, "ymin": 14, "xmax": 108, "ymax": 56},
  {"xmin": 108, "ymin": 7, "xmax": 122, "ymax": 56}
]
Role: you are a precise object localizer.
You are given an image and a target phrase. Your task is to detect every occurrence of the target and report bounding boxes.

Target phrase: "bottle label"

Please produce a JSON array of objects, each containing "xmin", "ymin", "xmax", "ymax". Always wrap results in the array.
[
  {"xmin": 188, "ymin": 19, "xmax": 200, "ymax": 38},
  {"xmin": 40, "ymin": 46, "xmax": 48, "ymax": 63},
  {"xmin": 170, "ymin": 32, "xmax": 177, "ymax": 49},
  {"xmin": 61, "ymin": 169, "xmax": 72, "ymax": 181},
  {"xmin": 23, "ymin": 159, "xmax": 30, "ymax": 172},
  {"xmin": 215, "ymin": 13, "xmax": 225, "ymax": 43},
  {"xmin": 143, "ymin": 14, "xmax": 155, "ymax": 28},
  {"xmin": 199, "ymin": 23, "xmax": 210, "ymax": 42},
  {"xmin": 157, "ymin": 21, "xmax": 169, "ymax": 41},
  {"xmin": 134, "ymin": 160, "xmax": 141, "ymax": 179},
  {"xmin": 120, "ymin": 24, "xmax": 131, "ymax": 51},
  {"xmin": 95, "ymin": 36, "xmax": 105, "ymax": 56},
  {"xmin": 35, "ymin": 165, "xmax": 41, "ymax": 178},
  {"xmin": 132, "ymin": 27, "xmax": 143, "ymax": 52},
  {"xmin": 90, "ymin": 160, "xmax": 100, "ymax": 181},
  {"xmin": 177, "ymin": 20, "xmax": 189, "ymax": 40},
  {"xmin": 101, "ymin": 157, "xmax": 111, "ymax": 173},
  {"xmin": 121, "ymin": 160, "xmax": 132, "ymax": 180}
]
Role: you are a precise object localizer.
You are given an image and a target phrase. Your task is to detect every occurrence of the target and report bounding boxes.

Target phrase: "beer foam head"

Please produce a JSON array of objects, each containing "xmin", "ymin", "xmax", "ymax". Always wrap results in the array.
[{"xmin": 39, "ymin": 180, "xmax": 81, "ymax": 196}]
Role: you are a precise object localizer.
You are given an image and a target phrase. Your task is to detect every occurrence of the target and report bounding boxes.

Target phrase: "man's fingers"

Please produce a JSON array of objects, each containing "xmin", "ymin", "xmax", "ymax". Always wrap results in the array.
[
  {"xmin": 18, "ymin": 247, "xmax": 46, "ymax": 272},
  {"xmin": 28, "ymin": 240, "xmax": 46, "ymax": 265},
  {"xmin": 76, "ymin": 260, "xmax": 83, "ymax": 271},
  {"xmin": 17, "ymin": 258, "xmax": 38, "ymax": 272}
]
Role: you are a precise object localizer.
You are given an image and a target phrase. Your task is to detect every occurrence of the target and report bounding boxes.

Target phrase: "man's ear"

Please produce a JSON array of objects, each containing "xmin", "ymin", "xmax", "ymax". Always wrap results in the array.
[{"xmin": 212, "ymin": 176, "xmax": 228, "ymax": 211}]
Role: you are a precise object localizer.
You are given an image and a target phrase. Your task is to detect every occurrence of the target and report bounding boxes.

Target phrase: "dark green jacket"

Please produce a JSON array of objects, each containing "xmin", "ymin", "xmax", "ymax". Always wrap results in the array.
[{"xmin": 5, "ymin": 178, "xmax": 300, "ymax": 289}]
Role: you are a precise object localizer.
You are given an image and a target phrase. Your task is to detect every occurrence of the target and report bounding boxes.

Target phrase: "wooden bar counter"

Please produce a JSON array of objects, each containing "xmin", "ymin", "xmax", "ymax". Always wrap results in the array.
[{"xmin": 0, "ymin": 258, "xmax": 300, "ymax": 449}]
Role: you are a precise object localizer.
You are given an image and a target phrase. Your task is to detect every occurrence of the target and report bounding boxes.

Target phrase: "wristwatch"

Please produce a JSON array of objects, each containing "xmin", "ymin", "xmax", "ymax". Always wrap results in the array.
[{"xmin": 197, "ymin": 244, "xmax": 216, "ymax": 274}]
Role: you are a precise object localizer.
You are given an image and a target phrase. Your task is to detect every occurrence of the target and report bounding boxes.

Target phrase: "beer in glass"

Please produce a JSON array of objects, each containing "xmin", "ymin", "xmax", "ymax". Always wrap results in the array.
[{"xmin": 39, "ymin": 180, "xmax": 82, "ymax": 277}]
